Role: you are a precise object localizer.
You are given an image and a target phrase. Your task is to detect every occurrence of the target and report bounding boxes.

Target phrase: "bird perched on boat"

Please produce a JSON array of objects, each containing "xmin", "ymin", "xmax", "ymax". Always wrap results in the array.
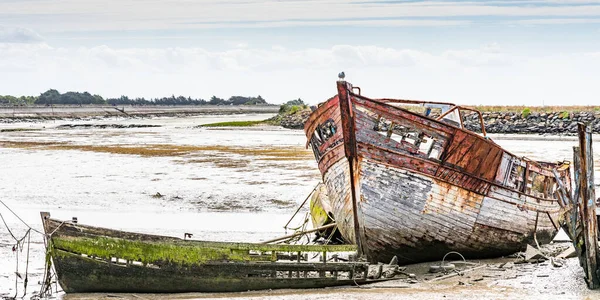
[{"xmin": 338, "ymin": 71, "xmax": 345, "ymax": 80}]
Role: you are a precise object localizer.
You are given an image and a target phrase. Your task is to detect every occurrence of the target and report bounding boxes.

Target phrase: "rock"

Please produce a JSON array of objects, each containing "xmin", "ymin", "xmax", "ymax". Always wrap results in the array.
[
  {"xmin": 367, "ymin": 264, "xmax": 383, "ymax": 279},
  {"xmin": 551, "ymin": 257, "xmax": 565, "ymax": 268},
  {"xmin": 429, "ymin": 263, "xmax": 456, "ymax": 273},
  {"xmin": 557, "ymin": 245, "xmax": 577, "ymax": 259},
  {"xmin": 381, "ymin": 265, "xmax": 399, "ymax": 278},
  {"xmin": 524, "ymin": 244, "xmax": 546, "ymax": 261},
  {"xmin": 499, "ymin": 262, "xmax": 514, "ymax": 269}
]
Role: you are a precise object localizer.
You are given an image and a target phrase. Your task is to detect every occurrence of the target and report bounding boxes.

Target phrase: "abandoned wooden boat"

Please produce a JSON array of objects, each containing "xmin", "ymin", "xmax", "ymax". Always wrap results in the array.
[
  {"xmin": 304, "ymin": 79, "xmax": 572, "ymax": 264},
  {"xmin": 40, "ymin": 212, "xmax": 383, "ymax": 293}
]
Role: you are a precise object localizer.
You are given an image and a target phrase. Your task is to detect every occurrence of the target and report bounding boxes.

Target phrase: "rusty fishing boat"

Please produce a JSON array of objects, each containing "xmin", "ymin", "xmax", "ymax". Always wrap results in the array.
[
  {"xmin": 41, "ymin": 212, "xmax": 389, "ymax": 293},
  {"xmin": 305, "ymin": 78, "xmax": 572, "ymax": 264}
]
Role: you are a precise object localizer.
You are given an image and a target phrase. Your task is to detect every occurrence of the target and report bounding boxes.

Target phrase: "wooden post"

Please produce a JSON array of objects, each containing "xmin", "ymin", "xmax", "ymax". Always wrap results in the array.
[{"xmin": 577, "ymin": 123, "xmax": 599, "ymax": 289}]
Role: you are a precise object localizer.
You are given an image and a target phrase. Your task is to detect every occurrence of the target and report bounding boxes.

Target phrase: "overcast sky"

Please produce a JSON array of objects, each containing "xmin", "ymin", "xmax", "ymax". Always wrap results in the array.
[{"xmin": 1, "ymin": 0, "xmax": 600, "ymax": 105}]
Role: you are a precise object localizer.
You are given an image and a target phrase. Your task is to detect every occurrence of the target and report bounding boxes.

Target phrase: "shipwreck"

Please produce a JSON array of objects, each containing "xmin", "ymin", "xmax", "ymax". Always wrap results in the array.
[
  {"xmin": 305, "ymin": 78, "xmax": 572, "ymax": 264},
  {"xmin": 40, "ymin": 212, "xmax": 395, "ymax": 293}
]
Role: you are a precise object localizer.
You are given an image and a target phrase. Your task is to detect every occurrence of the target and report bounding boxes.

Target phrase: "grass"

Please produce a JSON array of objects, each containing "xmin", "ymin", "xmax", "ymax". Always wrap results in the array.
[{"xmin": 199, "ymin": 120, "xmax": 264, "ymax": 127}]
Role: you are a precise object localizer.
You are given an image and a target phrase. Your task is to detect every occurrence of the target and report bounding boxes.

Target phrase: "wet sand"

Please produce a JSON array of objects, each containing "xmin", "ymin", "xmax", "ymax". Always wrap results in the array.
[{"xmin": 1, "ymin": 114, "xmax": 599, "ymax": 299}]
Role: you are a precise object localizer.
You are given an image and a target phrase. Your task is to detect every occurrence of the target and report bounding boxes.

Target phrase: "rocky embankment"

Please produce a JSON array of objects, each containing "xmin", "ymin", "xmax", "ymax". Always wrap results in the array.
[
  {"xmin": 277, "ymin": 108, "xmax": 600, "ymax": 134},
  {"xmin": 278, "ymin": 109, "xmax": 313, "ymax": 129},
  {"xmin": 463, "ymin": 111, "xmax": 600, "ymax": 134},
  {"xmin": 266, "ymin": 108, "xmax": 312, "ymax": 129}
]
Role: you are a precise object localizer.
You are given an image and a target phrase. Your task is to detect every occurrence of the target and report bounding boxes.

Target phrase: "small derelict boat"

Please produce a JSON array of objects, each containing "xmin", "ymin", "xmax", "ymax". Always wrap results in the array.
[
  {"xmin": 304, "ymin": 78, "xmax": 572, "ymax": 264},
  {"xmin": 40, "ymin": 212, "xmax": 387, "ymax": 293}
]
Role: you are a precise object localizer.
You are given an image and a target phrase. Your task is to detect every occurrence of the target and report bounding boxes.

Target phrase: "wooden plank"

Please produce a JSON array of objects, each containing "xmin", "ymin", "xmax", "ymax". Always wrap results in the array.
[{"xmin": 577, "ymin": 123, "xmax": 599, "ymax": 289}]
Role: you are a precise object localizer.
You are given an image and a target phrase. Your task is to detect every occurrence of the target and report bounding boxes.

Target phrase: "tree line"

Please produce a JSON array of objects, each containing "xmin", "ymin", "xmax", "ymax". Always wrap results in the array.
[{"xmin": 0, "ymin": 89, "xmax": 270, "ymax": 106}]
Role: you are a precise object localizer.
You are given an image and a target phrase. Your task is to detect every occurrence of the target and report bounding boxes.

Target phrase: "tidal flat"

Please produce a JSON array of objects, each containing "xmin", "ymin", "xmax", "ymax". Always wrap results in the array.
[{"xmin": 1, "ymin": 113, "xmax": 599, "ymax": 299}]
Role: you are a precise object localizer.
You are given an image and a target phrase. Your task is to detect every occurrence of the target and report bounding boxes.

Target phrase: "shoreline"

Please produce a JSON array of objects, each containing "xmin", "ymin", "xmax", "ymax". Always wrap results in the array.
[{"xmin": 0, "ymin": 105, "xmax": 279, "ymax": 122}]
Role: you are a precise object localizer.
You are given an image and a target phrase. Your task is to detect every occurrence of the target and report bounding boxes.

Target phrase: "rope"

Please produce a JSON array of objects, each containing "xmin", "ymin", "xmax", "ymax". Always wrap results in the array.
[
  {"xmin": 283, "ymin": 212, "xmax": 310, "ymax": 244},
  {"xmin": 323, "ymin": 225, "xmax": 339, "ymax": 245},
  {"xmin": 38, "ymin": 221, "xmax": 72, "ymax": 298},
  {"xmin": 6, "ymin": 227, "xmax": 31, "ymax": 299},
  {"xmin": 440, "ymin": 251, "xmax": 468, "ymax": 275},
  {"xmin": 14, "ymin": 234, "xmax": 19, "ymax": 299},
  {"xmin": 0, "ymin": 199, "xmax": 45, "ymax": 235},
  {"xmin": 38, "ymin": 241, "xmax": 56, "ymax": 298},
  {"xmin": 0, "ymin": 200, "xmax": 65, "ymax": 298},
  {"xmin": 0, "ymin": 210, "xmax": 19, "ymax": 241},
  {"xmin": 23, "ymin": 231, "xmax": 31, "ymax": 298},
  {"xmin": 284, "ymin": 182, "xmax": 320, "ymax": 232}
]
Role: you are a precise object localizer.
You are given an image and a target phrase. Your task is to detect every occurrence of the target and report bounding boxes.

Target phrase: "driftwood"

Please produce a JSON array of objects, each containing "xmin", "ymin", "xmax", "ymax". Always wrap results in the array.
[{"xmin": 560, "ymin": 123, "xmax": 599, "ymax": 289}]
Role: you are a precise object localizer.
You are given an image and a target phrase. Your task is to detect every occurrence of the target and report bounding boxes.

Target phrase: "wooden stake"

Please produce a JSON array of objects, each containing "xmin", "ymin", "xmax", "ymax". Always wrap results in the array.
[{"xmin": 577, "ymin": 123, "xmax": 599, "ymax": 289}]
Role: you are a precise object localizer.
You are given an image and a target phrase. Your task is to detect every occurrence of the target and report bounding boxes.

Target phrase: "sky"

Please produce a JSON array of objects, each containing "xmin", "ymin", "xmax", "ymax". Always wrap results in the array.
[{"xmin": 1, "ymin": 0, "xmax": 600, "ymax": 105}]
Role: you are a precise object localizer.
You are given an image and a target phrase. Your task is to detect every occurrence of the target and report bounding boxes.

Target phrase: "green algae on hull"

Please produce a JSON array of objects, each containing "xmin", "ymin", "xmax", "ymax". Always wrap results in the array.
[
  {"xmin": 52, "ymin": 235, "xmax": 357, "ymax": 265},
  {"xmin": 44, "ymin": 214, "xmax": 357, "ymax": 265}
]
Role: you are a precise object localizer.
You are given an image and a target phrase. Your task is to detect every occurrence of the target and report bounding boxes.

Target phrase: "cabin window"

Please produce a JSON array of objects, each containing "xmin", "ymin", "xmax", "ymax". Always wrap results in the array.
[
  {"xmin": 508, "ymin": 163, "xmax": 526, "ymax": 191},
  {"xmin": 427, "ymin": 141, "xmax": 443, "ymax": 160},
  {"xmin": 312, "ymin": 131, "xmax": 323, "ymax": 146},
  {"xmin": 309, "ymin": 119, "xmax": 339, "ymax": 162},
  {"xmin": 374, "ymin": 117, "xmax": 441, "ymax": 160},
  {"xmin": 310, "ymin": 141, "xmax": 322, "ymax": 162},
  {"xmin": 309, "ymin": 131, "xmax": 324, "ymax": 162},
  {"xmin": 318, "ymin": 119, "xmax": 337, "ymax": 142},
  {"xmin": 418, "ymin": 135, "xmax": 432, "ymax": 154}
]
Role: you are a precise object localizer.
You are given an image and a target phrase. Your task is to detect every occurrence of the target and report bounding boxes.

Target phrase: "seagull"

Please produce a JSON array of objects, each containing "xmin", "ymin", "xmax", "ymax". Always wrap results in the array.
[{"xmin": 338, "ymin": 71, "xmax": 345, "ymax": 80}]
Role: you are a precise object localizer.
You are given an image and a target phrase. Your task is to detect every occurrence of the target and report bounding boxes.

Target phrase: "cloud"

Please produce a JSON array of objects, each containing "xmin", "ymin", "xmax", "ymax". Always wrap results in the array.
[
  {"xmin": 2, "ymin": 1, "xmax": 600, "ymax": 33},
  {"xmin": 510, "ymin": 18, "xmax": 600, "ymax": 24},
  {"xmin": 442, "ymin": 43, "xmax": 512, "ymax": 67},
  {"xmin": 0, "ymin": 25, "xmax": 43, "ymax": 43},
  {"xmin": 0, "ymin": 42, "xmax": 599, "ymax": 105}
]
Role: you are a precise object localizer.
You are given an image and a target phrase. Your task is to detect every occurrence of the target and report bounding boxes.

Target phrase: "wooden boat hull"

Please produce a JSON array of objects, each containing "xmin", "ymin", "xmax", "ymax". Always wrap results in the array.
[
  {"xmin": 323, "ymin": 158, "xmax": 557, "ymax": 264},
  {"xmin": 41, "ymin": 213, "xmax": 374, "ymax": 293},
  {"xmin": 52, "ymin": 249, "xmax": 365, "ymax": 293},
  {"xmin": 305, "ymin": 81, "xmax": 570, "ymax": 264}
]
